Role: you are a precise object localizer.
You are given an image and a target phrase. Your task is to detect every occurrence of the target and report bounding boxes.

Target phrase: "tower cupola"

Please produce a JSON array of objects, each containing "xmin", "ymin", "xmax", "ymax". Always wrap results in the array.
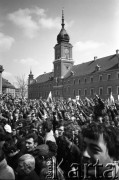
[
  {"xmin": 28, "ymin": 69, "xmax": 34, "ymax": 85},
  {"xmin": 57, "ymin": 9, "xmax": 70, "ymax": 43}
]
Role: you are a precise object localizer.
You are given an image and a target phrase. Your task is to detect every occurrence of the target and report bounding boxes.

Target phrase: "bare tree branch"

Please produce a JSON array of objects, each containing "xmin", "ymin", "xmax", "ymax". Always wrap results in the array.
[{"xmin": 15, "ymin": 74, "xmax": 27, "ymax": 98}]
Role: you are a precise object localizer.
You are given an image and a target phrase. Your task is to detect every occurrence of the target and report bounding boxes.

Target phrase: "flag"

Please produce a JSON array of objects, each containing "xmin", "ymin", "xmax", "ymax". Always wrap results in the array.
[
  {"xmin": 107, "ymin": 92, "xmax": 114, "ymax": 106},
  {"xmin": 47, "ymin": 91, "xmax": 52, "ymax": 103}
]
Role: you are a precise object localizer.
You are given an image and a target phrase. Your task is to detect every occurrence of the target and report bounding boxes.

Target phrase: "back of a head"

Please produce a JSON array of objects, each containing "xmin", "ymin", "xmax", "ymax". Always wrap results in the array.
[
  {"xmin": 43, "ymin": 119, "xmax": 53, "ymax": 132},
  {"xmin": 46, "ymin": 140, "xmax": 57, "ymax": 157}
]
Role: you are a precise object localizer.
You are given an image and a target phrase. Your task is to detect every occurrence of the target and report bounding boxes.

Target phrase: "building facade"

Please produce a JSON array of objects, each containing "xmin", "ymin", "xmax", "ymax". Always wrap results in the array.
[
  {"xmin": 2, "ymin": 78, "xmax": 16, "ymax": 97},
  {"xmin": 28, "ymin": 11, "xmax": 119, "ymax": 101}
]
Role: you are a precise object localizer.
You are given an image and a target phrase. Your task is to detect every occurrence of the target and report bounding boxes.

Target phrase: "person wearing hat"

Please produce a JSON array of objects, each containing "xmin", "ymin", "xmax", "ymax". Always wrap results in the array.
[
  {"xmin": 4, "ymin": 124, "xmax": 12, "ymax": 134},
  {"xmin": 4, "ymin": 123, "xmax": 13, "ymax": 142}
]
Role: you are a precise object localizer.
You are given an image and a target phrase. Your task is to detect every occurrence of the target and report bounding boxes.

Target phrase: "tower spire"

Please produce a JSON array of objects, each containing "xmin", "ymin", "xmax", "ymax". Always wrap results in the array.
[
  {"xmin": 61, "ymin": 8, "xmax": 65, "ymax": 29},
  {"xmin": 30, "ymin": 68, "xmax": 32, "ymax": 75}
]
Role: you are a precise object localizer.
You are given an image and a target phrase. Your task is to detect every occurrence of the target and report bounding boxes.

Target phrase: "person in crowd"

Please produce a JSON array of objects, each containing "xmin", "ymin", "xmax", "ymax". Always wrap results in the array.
[
  {"xmin": 82, "ymin": 122, "xmax": 119, "ymax": 180},
  {"xmin": 25, "ymin": 133, "xmax": 38, "ymax": 155},
  {"xmin": 16, "ymin": 154, "xmax": 39, "ymax": 180},
  {"xmin": 34, "ymin": 142, "xmax": 65, "ymax": 180},
  {"xmin": 0, "ymin": 125, "xmax": 6, "ymax": 150},
  {"xmin": 3, "ymin": 139, "xmax": 22, "ymax": 173},
  {"xmin": 0, "ymin": 149, "xmax": 15, "ymax": 180},
  {"xmin": 43, "ymin": 119, "xmax": 56, "ymax": 143},
  {"xmin": 1, "ymin": 92, "xmax": 119, "ymax": 180},
  {"xmin": 57, "ymin": 126, "xmax": 81, "ymax": 179}
]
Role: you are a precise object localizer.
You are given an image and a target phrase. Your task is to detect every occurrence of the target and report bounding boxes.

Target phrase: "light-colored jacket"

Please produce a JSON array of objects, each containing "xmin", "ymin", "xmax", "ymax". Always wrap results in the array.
[{"xmin": 0, "ymin": 158, "xmax": 15, "ymax": 180}]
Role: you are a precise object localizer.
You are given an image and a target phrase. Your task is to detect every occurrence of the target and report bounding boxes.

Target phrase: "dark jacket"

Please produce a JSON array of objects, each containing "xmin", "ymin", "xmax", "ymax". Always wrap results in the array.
[{"xmin": 16, "ymin": 170, "xmax": 39, "ymax": 180}]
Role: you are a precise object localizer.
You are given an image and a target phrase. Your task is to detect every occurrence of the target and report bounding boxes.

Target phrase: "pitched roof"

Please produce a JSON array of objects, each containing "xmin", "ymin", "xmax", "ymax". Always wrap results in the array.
[
  {"xmin": 2, "ymin": 78, "xmax": 15, "ymax": 89},
  {"xmin": 35, "ymin": 72, "xmax": 54, "ymax": 83},
  {"xmin": 33, "ymin": 53, "xmax": 119, "ymax": 83},
  {"xmin": 64, "ymin": 54, "xmax": 119, "ymax": 78}
]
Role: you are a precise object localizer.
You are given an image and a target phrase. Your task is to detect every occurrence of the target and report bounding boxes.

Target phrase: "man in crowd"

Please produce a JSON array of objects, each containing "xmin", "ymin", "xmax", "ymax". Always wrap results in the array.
[
  {"xmin": 0, "ymin": 149, "xmax": 15, "ymax": 180},
  {"xmin": 82, "ymin": 122, "xmax": 119, "ymax": 180},
  {"xmin": 25, "ymin": 133, "xmax": 38, "ymax": 155}
]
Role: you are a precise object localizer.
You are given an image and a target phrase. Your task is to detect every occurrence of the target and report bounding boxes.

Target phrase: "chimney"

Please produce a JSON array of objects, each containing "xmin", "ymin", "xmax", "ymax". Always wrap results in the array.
[
  {"xmin": 116, "ymin": 49, "xmax": 119, "ymax": 55},
  {"xmin": 116, "ymin": 50, "xmax": 119, "ymax": 68},
  {"xmin": 94, "ymin": 56, "xmax": 97, "ymax": 61}
]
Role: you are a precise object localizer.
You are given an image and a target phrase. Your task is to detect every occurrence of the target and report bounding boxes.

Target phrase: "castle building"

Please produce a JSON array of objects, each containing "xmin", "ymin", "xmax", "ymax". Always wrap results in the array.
[{"xmin": 28, "ymin": 11, "xmax": 119, "ymax": 100}]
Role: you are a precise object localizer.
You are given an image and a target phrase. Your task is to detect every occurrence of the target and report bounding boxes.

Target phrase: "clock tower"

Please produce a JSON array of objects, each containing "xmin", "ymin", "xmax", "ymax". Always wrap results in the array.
[{"xmin": 53, "ymin": 10, "xmax": 74, "ymax": 79}]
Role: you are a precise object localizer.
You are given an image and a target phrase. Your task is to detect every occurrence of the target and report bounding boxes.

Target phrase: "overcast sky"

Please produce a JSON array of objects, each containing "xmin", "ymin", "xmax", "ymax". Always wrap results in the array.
[{"xmin": 0, "ymin": 0, "xmax": 119, "ymax": 85}]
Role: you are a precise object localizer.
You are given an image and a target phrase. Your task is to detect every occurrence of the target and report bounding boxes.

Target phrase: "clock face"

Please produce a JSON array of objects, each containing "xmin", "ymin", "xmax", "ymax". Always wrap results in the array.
[
  {"xmin": 64, "ymin": 48, "xmax": 69, "ymax": 59},
  {"xmin": 65, "ymin": 48, "xmax": 69, "ymax": 54}
]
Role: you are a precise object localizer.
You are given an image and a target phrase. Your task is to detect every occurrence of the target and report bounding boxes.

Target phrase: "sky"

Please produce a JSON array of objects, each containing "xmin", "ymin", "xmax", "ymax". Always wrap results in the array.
[{"xmin": 0, "ymin": 0, "xmax": 119, "ymax": 86}]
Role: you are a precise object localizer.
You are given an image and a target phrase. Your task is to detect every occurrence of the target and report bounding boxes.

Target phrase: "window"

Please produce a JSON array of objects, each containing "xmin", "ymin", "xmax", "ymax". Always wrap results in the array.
[
  {"xmin": 117, "ymin": 86, "xmax": 119, "ymax": 95},
  {"xmin": 90, "ymin": 88, "xmax": 94, "ymax": 96},
  {"xmin": 68, "ymin": 86, "xmax": 70, "ymax": 92},
  {"xmin": 74, "ymin": 79, "xmax": 75, "ymax": 85},
  {"xmin": 107, "ymin": 86, "xmax": 112, "ymax": 95},
  {"xmin": 84, "ymin": 89, "xmax": 87, "ymax": 96},
  {"xmin": 84, "ymin": 78, "xmax": 87, "ymax": 83},
  {"xmin": 99, "ymin": 75, "xmax": 103, "ymax": 81},
  {"xmin": 90, "ymin": 76, "xmax": 93, "ymax": 83},
  {"xmin": 66, "ymin": 66, "xmax": 69, "ymax": 70},
  {"xmin": 117, "ymin": 72, "xmax": 119, "ymax": 79},
  {"xmin": 73, "ymin": 90, "xmax": 76, "ymax": 97},
  {"xmin": 78, "ymin": 89, "xmax": 81, "ymax": 96},
  {"xmin": 78, "ymin": 79, "xmax": 80, "ymax": 84},
  {"xmin": 99, "ymin": 87, "xmax": 103, "ymax": 95},
  {"xmin": 107, "ymin": 74, "xmax": 111, "ymax": 80}
]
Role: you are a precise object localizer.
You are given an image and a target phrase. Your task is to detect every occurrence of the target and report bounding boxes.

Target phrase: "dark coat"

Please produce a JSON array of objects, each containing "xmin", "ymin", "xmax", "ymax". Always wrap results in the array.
[{"xmin": 16, "ymin": 170, "xmax": 39, "ymax": 180}]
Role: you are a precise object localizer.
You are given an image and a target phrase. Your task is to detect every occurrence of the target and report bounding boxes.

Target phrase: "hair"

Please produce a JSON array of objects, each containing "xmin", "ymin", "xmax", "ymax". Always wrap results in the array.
[
  {"xmin": 43, "ymin": 120, "xmax": 53, "ymax": 132},
  {"xmin": 25, "ymin": 133, "xmax": 38, "ymax": 143},
  {"xmin": 18, "ymin": 154, "xmax": 35, "ymax": 173},
  {"xmin": 63, "ymin": 128, "xmax": 73, "ymax": 140},
  {"xmin": 82, "ymin": 122, "xmax": 119, "ymax": 160},
  {"xmin": 46, "ymin": 140, "xmax": 57, "ymax": 157},
  {"xmin": 3, "ymin": 140, "xmax": 18, "ymax": 154}
]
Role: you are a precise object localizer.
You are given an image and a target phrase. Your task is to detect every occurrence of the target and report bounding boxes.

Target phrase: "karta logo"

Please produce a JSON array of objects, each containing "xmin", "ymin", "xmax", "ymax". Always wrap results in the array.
[
  {"xmin": 68, "ymin": 160, "xmax": 119, "ymax": 179},
  {"xmin": 46, "ymin": 158, "xmax": 119, "ymax": 179}
]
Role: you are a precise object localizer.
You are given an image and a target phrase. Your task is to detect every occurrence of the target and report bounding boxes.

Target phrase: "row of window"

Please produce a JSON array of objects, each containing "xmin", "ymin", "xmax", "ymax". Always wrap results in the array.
[
  {"xmin": 30, "ymin": 83, "xmax": 52, "ymax": 90},
  {"xmin": 30, "ymin": 72, "xmax": 119, "ymax": 90},
  {"xmin": 65, "ymin": 72, "xmax": 119, "ymax": 85},
  {"xmin": 70, "ymin": 86, "xmax": 119, "ymax": 96}
]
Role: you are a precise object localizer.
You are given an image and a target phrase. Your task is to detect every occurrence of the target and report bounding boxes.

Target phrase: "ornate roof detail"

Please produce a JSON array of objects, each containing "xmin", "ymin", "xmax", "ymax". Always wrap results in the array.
[{"xmin": 57, "ymin": 9, "xmax": 70, "ymax": 43}]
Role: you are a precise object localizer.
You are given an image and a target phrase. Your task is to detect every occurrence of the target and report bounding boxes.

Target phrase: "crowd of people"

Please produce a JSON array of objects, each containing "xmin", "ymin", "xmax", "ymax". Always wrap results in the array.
[{"xmin": 0, "ymin": 93, "xmax": 119, "ymax": 180}]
